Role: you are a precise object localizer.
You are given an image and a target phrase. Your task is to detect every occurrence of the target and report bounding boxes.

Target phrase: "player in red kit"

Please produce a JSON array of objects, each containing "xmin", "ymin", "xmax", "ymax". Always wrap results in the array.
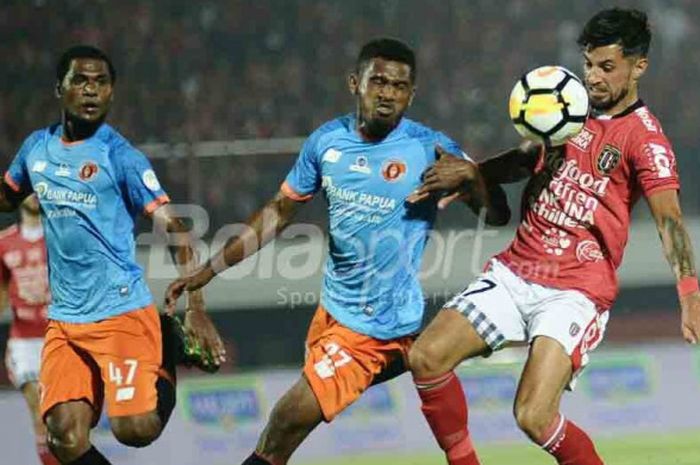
[
  {"xmin": 406, "ymin": 8, "xmax": 700, "ymax": 465},
  {"xmin": 1, "ymin": 195, "xmax": 59, "ymax": 465}
]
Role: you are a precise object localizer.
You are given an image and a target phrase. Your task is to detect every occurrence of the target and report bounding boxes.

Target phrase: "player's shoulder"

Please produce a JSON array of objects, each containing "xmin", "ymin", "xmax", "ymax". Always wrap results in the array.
[
  {"xmin": 19, "ymin": 125, "xmax": 54, "ymax": 152},
  {"xmin": 399, "ymin": 117, "xmax": 443, "ymax": 140},
  {"xmin": 0, "ymin": 224, "xmax": 20, "ymax": 242},
  {"xmin": 309, "ymin": 115, "xmax": 352, "ymax": 140},
  {"xmin": 97, "ymin": 124, "xmax": 148, "ymax": 163},
  {"xmin": 623, "ymin": 101, "xmax": 667, "ymax": 138}
]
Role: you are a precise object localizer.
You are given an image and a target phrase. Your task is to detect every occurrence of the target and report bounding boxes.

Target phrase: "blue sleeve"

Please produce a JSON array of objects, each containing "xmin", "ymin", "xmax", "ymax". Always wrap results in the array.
[
  {"xmin": 435, "ymin": 131, "xmax": 472, "ymax": 161},
  {"xmin": 115, "ymin": 145, "xmax": 170, "ymax": 215},
  {"xmin": 5, "ymin": 131, "xmax": 40, "ymax": 195},
  {"xmin": 282, "ymin": 132, "xmax": 323, "ymax": 200}
]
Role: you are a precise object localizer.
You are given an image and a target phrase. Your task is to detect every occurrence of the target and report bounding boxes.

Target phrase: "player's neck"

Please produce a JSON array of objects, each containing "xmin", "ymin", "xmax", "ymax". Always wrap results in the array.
[{"xmin": 61, "ymin": 113, "xmax": 103, "ymax": 142}]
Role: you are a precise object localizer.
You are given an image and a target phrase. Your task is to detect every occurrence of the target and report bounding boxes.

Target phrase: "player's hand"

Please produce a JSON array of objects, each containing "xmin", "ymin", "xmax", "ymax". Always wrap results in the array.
[
  {"xmin": 680, "ymin": 291, "xmax": 700, "ymax": 344},
  {"xmin": 184, "ymin": 308, "xmax": 227, "ymax": 366},
  {"xmin": 164, "ymin": 266, "xmax": 215, "ymax": 315},
  {"xmin": 407, "ymin": 145, "xmax": 480, "ymax": 206}
]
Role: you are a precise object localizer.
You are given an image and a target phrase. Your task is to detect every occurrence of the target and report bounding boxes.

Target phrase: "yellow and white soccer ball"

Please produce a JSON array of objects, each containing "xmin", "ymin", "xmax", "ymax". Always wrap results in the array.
[{"xmin": 509, "ymin": 65, "xmax": 589, "ymax": 146}]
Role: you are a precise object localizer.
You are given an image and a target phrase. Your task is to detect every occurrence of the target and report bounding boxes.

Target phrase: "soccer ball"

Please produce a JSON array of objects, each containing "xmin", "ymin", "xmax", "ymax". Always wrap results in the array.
[{"xmin": 509, "ymin": 65, "xmax": 589, "ymax": 146}]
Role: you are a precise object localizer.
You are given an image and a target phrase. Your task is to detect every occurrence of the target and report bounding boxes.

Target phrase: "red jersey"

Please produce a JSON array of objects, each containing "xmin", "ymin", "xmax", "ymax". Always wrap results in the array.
[
  {"xmin": 497, "ymin": 101, "xmax": 680, "ymax": 310},
  {"xmin": 0, "ymin": 224, "xmax": 50, "ymax": 338}
]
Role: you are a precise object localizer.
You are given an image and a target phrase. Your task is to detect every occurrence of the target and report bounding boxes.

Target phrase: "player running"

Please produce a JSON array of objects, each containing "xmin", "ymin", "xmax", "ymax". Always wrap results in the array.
[
  {"xmin": 406, "ymin": 8, "xmax": 700, "ymax": 465},
  {"xmin": 0, "ymin": 45, "xmax": 225, "ymax": 465},
  {"xmin": 165, "ymin": 38, "xmax": 505, "ymax": 465},
  {"xmin": 0, "ymin": 195, "xmax": 58, "ymax": 465}
]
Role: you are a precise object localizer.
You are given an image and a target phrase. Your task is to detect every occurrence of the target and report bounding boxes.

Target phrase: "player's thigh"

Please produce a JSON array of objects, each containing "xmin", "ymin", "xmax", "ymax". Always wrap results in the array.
[
  {"xmin": 77, "ymin": 305, "xmax": 162, "ymax": 419},
  {"xmin": 514, "ymin": 336, "xmax": 572, "ymax": 436},
  {"xmin": 411, "ymin": 267, "xmax": 524, "ymax": 376},
  {"xmin": 40, "ymin": 323, "xmax": 103, "ymax": 424},
  {"xmin": 527, "ymin": 290, "xmax": 609, "ymax": 385}
]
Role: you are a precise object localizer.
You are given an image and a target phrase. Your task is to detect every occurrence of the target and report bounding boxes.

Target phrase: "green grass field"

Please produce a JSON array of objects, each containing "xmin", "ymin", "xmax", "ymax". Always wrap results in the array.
[{"xmin": 313, "ymin": 430, "xmax": 700, "ymax": 465}]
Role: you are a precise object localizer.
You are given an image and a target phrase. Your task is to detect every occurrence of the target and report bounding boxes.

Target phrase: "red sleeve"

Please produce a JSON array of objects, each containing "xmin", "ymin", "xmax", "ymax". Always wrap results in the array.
[
  {"xmin": 629, "ymin": 131, "xmax": 680, "ymax": 197},
  {"xmin": 0, "ymin": 243, "xmax": 8, "ymax": 285}
]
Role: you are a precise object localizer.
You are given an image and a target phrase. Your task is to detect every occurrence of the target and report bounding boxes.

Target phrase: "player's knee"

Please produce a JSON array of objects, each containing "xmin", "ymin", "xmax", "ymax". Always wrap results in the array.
[
  {"xmin": 408, "ymin": 340, "xmax": 449, "ymax": 379},
  {"xmin": 45, "ymin": 414, "xmax": 90, "ymax": 459},
  {"xmin": 110, "ymin": 414, "xmax": 162, "ymax": 448},
  {"xmin": 513, "ymin": 401, "xmax": 554, "ymax": 441}
]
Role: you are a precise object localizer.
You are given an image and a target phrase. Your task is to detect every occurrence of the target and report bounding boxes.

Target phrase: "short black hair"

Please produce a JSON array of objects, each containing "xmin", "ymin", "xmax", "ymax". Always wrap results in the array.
[
  {"xmin": 56, "ymin": 45, "xmax": 116, "ymax": 84},
  {"xmin": 357, "ymin": 38, "xmax": 416, "ymax": 82},
  {"xmin": 577, "ymin": 8, "xmax": 651, "ymax": 57}
]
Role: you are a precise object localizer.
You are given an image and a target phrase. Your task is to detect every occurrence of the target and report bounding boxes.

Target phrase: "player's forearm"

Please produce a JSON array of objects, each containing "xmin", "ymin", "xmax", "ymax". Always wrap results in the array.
[
  {"xmin": 479, "ymin": 141, "xmax": 540, "ymax": 185},
  {"xmin": 658, "ymin": 215, "xmax": 697, "ymax": 282},
  {"xmin": 165, "ymin": 220, "xmax": 206, "ymax": 306},
  {"xmin": 484, "ymin": 184, "xmax": 511, "ymax": 226},
  {"xmin": 205, "ymin": 192, "xmax": 297, "ymax": 277}
]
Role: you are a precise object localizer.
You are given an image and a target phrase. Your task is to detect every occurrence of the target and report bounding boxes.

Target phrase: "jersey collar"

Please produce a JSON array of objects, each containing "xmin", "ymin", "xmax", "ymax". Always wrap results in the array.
[{"xmin": 592, "ymin": 99, "xmax": 644, "ymax": 120}]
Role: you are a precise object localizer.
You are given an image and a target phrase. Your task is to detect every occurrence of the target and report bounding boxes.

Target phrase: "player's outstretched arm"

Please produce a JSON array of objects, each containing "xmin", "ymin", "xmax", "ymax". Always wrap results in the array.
[
  {"xmin": 479, "ymin": 140, "xmax": 540, "ymax": 185},
  {"xmin": 151, "ymin": 204, "xmax": 226, "ymax": 364},
  {"xmin": 648, "ymin": 189, "xmax": 700, "ymax": 344},
  {"xmin": 164, "ymin": 191, "xmax": 300, "ymax": 310},
  {"xmin": 407, "ymin": 145, "xmax": 510, "ymax": 225}
]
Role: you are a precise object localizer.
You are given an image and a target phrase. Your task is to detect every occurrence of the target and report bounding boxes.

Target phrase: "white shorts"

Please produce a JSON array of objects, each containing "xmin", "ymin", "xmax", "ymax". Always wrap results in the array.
[
  {"xmin": 444, "ymin": 259, "xmax": 609, "ymax": 384},
  {"xmin": 5, "ymin": 337, "xmax": 44, "ymax": 389}
]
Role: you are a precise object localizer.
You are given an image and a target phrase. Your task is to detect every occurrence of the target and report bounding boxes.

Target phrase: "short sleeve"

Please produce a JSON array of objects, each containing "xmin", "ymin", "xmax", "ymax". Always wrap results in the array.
[
  {"xmin": 115, "ymin": 145, "xmax": 170, "ymax": 215},
  {"xmin": 435, "ymin": 131, "xmax": 472, "ymax": 162},
  {"xmin": 630, "ymin": 132, "xmax": 680, "ymax": 197},
  {"xmin": 0, "ymin": 245, "xmax": 7, "ymax": 285},
  {"xmin": 4, "ymin": 131, "xmax": 41, "ymax": 196},
  {"xmin": 281, "ymin": 132, "xmax": 322, "ymax": 201}
]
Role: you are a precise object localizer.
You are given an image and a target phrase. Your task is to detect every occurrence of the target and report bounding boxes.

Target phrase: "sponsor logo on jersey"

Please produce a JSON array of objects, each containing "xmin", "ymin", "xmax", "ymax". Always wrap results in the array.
[
  {"xmin": 576, "ymin": 240, "xmax": 605, "ymax": 263},
  {"xmin": 635, "ymin": 107, "xmax": 658, "ymax": 133},
  {"xmin": 55, "ymin": 164, "xmax": 71, "ymax": 177},
  {"xmin": 31, "ymin": 161, "xmax": 47, "ymax": 173},
  {"xmin": 381, "ymin": 159, "xmax": 407, "ymax": 182},
  {"xmin": 35, "ymin": 182, "xmax": 97, "ymax": 208},
  {"xmin": 79, "ymin": 161, "xmax": 99, "ymax": 181},
  {"xmin": 646, "ymin": 143, "xmax": 673, "ymax": 178},
  {"xmin": 322, "ymin": 148, "xmax": 342, "ymax": 163},
  {"xmin": 596, "ymin": 144, "xmax": 622, "ymax": 176},
  {"xmin": 569, "ymin": 127, "xmax": 595, "ymax": 151},
  {"xmin": 142, "ymin": 169, "xmax": 161, "ymax": 191},
  {"xmin": 350, "ymin": 155, "xmax": 371, "ymax": 174}
]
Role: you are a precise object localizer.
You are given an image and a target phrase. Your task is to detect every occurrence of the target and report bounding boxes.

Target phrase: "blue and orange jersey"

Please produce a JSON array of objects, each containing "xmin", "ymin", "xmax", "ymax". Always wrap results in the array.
[
  {"xmin": 283, "ymin": 114, "xmax": 470, "ymax": 340},
  {"xmin": 5, "ymin": 123, "xmax": 169, "ymax": 323}
]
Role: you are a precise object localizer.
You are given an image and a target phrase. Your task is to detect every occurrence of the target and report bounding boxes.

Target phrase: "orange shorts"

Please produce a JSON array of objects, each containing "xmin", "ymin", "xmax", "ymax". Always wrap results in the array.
[
  {"xmin": 39, "ymin": 304, "xmax": 162, "ymax": 421},
  {"xmin": 303, "ymin": 306, "xmax": 414, "ymax": 422}
]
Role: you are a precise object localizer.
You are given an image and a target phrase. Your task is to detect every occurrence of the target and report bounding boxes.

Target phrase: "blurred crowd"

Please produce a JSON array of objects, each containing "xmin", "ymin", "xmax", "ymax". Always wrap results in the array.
[{"xmin": 1, "ymin": 0, "xmax": 700, "ymax": 226}]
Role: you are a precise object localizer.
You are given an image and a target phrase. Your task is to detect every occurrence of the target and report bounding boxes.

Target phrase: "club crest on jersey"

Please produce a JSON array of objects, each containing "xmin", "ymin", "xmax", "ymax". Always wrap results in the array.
[
  {"xmin": 350, "ymin": 155, "xmax": 371, "ymax": 174},
  {"xmin": 596, "ymin": 144, "xmax": 622, "ymax": 176},
  {"xmin": 4, "ymin": 251, "xmax": 21, "ymax": 268},
  {"xmin": 381, "ymin": 159, "xmax": 407, "ymax": 182},
  {"xmin": 79, "ymin": 161, "xmax": 99, "ymax": 181}
]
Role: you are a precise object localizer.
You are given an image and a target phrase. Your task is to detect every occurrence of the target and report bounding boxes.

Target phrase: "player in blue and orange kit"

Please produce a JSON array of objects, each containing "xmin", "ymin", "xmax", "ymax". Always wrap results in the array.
[
  {"xmin": 166, "ymin": 38, "xmax": 508, "ymax": 465},
  {"xmin": 0, "ymin": 45, "xmax": 225, "ymax": 465}
]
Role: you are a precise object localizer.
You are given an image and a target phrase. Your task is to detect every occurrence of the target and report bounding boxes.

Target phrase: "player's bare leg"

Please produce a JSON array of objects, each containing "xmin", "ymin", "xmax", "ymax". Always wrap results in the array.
[
  {"xmin": 242, "ymin": 375, "xmax": 323, "ymax": 465},
  {"xmin": 45, "ymin": 400, "xmax": 110, "ymax": 464},
  {"xmin": 515, "ymin": 336, "xmax": 604, "ymax": 465},
  {"xmin": 408, "ymin": 309, "xmax": 490, "ymax": 465},
  {"xmin": 21, "ymin": 381, "xmax": 60, "ymax": 465}
]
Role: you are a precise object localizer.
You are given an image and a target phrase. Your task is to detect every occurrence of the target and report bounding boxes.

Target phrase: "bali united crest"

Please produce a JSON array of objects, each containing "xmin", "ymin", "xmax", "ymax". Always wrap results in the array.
[{"xmin": 596, "ymin": 144, "xmax": 621, "ymax": 176}]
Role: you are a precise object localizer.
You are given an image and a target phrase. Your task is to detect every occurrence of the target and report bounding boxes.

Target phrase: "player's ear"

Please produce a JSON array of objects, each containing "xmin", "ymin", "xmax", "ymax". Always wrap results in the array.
[
  {"xmin": 631, "ymin": 56, "xmax": 648, "ymax": 81},
  {"xmin": 348, "ymin": 73, "xmax": 359, "ymax": 95},
  {"xmin": 408, "ymin": 85, "xmax": 416, "ymax": 107},
  {"xmin": 54, "ymin": 81, "xmax": 62, "ymax": 99}
]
